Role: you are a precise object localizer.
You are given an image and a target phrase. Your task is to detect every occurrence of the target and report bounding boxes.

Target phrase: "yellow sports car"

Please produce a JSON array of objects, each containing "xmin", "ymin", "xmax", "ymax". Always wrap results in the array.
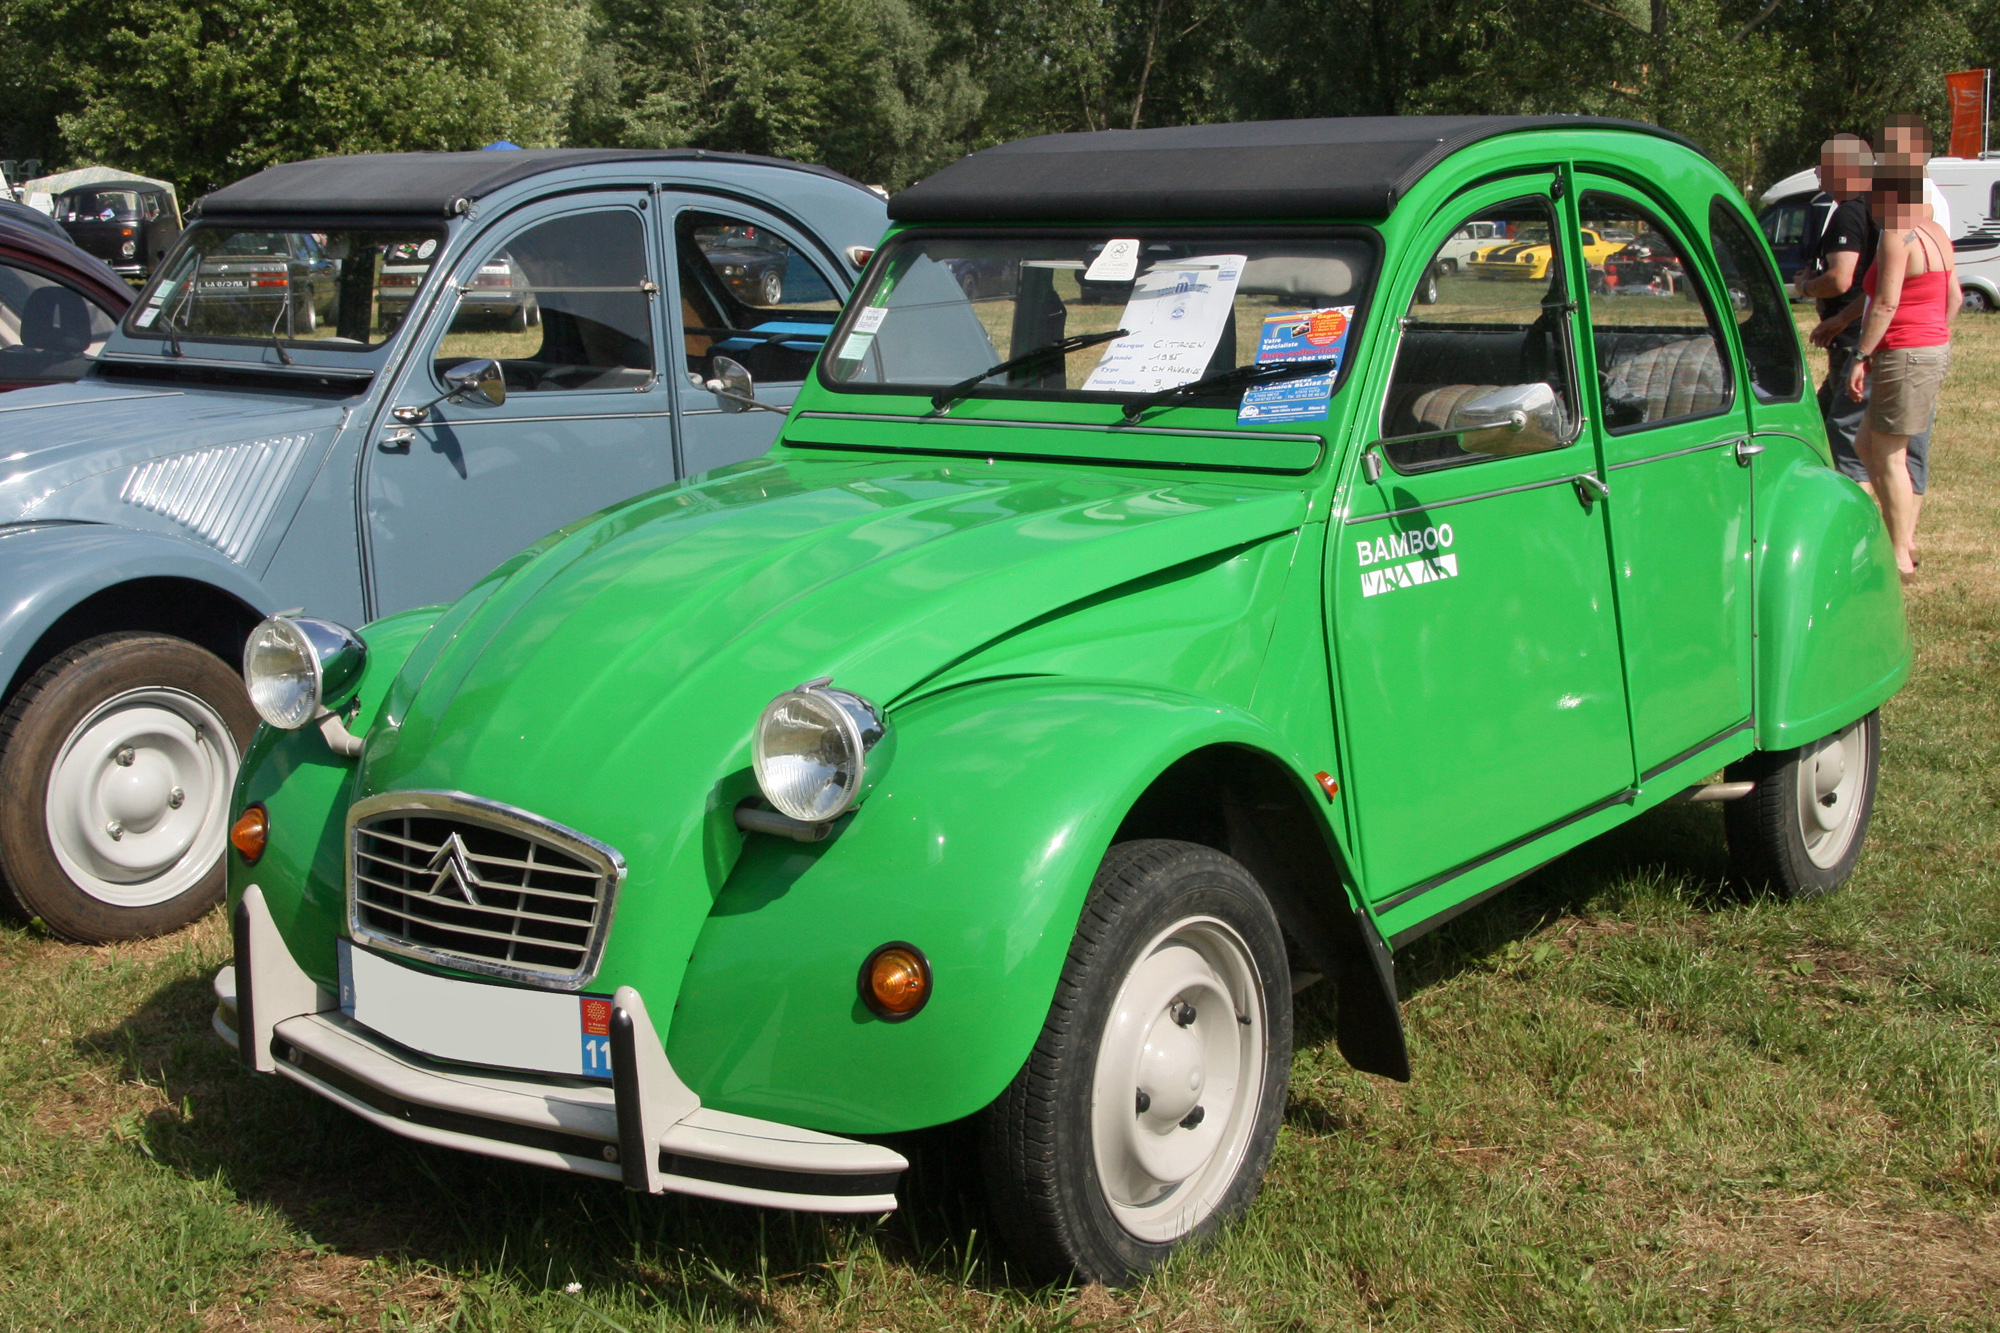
[{"xmin": 1467, "ymin": 226, "xmax": 1628, "ymax": 279}]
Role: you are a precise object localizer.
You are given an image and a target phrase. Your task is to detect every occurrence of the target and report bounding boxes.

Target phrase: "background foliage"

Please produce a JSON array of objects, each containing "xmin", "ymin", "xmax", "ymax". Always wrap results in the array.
[{"xmin": 0, "ymin": 0, "xmax": 1994, "ymax": 198}]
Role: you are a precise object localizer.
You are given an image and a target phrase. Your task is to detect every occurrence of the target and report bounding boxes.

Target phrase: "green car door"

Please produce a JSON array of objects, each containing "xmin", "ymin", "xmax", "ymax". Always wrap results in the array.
[
  {"xmin": 1335, "ymin": 177, "xmax": 1635, "ymax": 909},
  {"xmin": 1571, "ymin": 177, "xmax": 1756, "ymax": 777}
]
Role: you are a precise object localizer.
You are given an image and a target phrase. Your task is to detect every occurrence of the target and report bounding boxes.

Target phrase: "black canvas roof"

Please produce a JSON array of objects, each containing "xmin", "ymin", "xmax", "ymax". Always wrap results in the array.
[
  {"xmin": 889, "ymin": 116, "xmax": 1702, "ymax": 223},
  {"xmin": 199, "ymin": 148, "xmax": 869, "ymax": 218}
]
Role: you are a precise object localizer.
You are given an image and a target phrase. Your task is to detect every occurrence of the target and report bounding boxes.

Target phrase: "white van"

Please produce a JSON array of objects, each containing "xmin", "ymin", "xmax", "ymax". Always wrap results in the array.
[{"xmin": 1760, "ymin": 159, "xmax": 2000, "ymax": 311}]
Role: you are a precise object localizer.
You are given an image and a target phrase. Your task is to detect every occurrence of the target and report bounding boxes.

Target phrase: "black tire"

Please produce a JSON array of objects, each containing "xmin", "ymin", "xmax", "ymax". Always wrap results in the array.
[
  {"xmin": 506, "ymin": 301, "xmax": 530, "ymax": 332},
  {"xmin": 759, "ymin": 269, "xmax": 784, "ymax": 305},
  {"xmin": 1723, "ymin": 710, "xmax": 1880, "ymax": 899},
  {"xmin": 980, "ymin": 840, "xmax": 1292, "ymax": 1286},
  {"xmin": 0, "ymin": 633, "xmax": 256, "ymax": 942},
  {"xmin": 1417, "ymin": 267, "xmax": 1440, "ymax": 305}
]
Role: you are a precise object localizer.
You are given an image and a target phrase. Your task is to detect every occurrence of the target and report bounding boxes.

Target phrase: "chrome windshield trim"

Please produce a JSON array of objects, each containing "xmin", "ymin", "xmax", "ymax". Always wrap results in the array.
[{"xmin": 345, "ymin": 789, "xmax": 626, "ymax": 992}]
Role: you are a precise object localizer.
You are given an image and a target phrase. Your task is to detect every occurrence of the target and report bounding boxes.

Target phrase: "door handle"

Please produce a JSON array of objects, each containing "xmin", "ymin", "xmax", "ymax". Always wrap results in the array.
[
  {"xmin": 1572, "ymin": 472, "xmax": 1609, "ymax": 511},
  {"xmin": 1734, "ymin": 437, "xmax": 1765, "ymax": 466},
  {"xmin": 378, "ymin": 427, "xmax": 416, "ymax": 453}
]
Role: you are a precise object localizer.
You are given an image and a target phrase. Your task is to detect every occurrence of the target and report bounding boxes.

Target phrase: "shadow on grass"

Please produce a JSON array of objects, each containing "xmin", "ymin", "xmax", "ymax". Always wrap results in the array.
[
  {"xmin": 71, "ymin": 971, "xmax": 1023, "ymax": 1310},
  {"xmin": 66, "ymin": 798, "xmax": 1742, "ymax": 1306},
  {"xmin": 1295, "ymin": 797, "xmax": 1741, "ymax": 1054}
]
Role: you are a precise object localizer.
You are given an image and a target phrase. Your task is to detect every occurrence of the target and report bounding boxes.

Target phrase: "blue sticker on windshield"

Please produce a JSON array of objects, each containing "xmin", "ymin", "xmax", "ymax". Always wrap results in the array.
[{"xmin": 1237, "ymin": 307, "xmax": 1353, "ymax": 424}]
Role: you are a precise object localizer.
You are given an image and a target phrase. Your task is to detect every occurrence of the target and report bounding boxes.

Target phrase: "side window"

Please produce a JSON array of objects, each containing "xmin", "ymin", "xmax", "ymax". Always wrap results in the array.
[
  {"xmin": 435, "ymin": 209, "xmax": 655, "ymax": 394},
  {"xmin": 1710, "ymin": 197, "xmax": 1806, "ymax": 403},
  {"xmin": 0, "ymin": 263, "xmax": 115, "ymax": 370},
  {"xmin": 1577, "ymin": 193, "xmax": 1731, "ymax": 431},
  {"xmin": 1761, "ymin": 201, "xmax": 1808, "ymax": 250},
  {"xmin": 1379, "ymin": 196, "xmax": 1578, "ymax": 473},
  {"xmin": 677, "ymin": 211, "xmax": 839, "ymax": 384}
]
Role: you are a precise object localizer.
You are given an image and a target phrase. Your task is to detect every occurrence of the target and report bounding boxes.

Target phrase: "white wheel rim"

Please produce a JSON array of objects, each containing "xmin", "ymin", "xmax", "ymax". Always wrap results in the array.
[
  {"xmin": 1797, "ymin": 717, "xmax": 1869, "ymax": 869},
  {"xmin": 1090, "ymin": 916, "xmax": 1267, "ymax": 1243},
  {"xmin": 43, "ymin": 687, "xmax": 240, "ymax": 908}
]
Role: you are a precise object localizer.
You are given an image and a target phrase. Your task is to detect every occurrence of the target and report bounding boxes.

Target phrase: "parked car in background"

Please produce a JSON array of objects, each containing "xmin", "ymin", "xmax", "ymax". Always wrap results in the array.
[
  {"xmin": 1432, "ymin": 218, "xmax": 1507, "ymax": 272},
  {"xmin": 1602, "ymin": 228, "xmax": 1687, "ymax": 294},
  {"xmin": 0, "ymin": 147, "xmax": 884, "ymax": 945},
  {"xmin": 1760, "ymin": 159, "xmax": 2000, "ymax": 310},
  {"xmin": 1468, "ymin": 223, "xmax": 1626, "ymax": 279},
  {"xmin": 0, "ymin": 217, "xmax": 131, "ymax": 391},
  {"xmin": 217, "ymin": 116, "xmax": 1904, "ymax": 1287},
  {"xmin": 51, "ymin": 179, "xmax": 183, "ymax": 282}
]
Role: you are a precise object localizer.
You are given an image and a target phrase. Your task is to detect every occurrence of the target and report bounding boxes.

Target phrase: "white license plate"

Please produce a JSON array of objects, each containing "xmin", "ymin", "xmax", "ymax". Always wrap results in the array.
[{"xmin": 338, "ymin": 941, "xmax": 613, "ymax": 1080}]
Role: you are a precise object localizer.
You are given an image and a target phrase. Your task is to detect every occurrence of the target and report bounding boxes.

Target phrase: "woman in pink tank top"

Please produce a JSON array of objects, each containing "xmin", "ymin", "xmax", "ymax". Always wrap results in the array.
[{"xmin": 1845, "ymin": 161, "xmax": 1956, "ymax": 581}]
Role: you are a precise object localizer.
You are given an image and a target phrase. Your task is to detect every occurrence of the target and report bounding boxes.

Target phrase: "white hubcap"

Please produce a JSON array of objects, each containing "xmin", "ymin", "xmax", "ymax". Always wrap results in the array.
[
  {"xmin": 1091, "ymin": 917, "xmax": 1266, "ymax": 1243},
  {"xmin": 44, "ymin": 687, "xmax": 239, "ymax": 908},
  {"xmin": 1797, "ymin": 717, "xmax": 1868, "ymax": 869}
]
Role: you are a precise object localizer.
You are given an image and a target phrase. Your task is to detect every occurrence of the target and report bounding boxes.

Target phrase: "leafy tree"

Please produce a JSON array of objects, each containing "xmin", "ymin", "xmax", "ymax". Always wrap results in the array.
[{"xmin": 3, "ymin": 0, "xmax": 589, "ymax": 194}]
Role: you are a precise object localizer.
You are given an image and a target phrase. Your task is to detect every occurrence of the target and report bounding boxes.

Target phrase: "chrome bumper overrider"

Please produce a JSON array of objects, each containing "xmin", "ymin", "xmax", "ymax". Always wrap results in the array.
[{"xmin": 216, "ymin": 886, "xmax": 905, "ymax": 1213}]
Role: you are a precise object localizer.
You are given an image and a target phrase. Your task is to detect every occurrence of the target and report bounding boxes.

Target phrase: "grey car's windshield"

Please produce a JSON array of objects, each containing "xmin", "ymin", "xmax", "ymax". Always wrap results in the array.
[
  {"xmin": 821, "ymin": 230, "xmax": 1377, "ymax": 409},
  {"xmin": 128, "ymin": 225, "xmax": 446, "ymax": 351}
]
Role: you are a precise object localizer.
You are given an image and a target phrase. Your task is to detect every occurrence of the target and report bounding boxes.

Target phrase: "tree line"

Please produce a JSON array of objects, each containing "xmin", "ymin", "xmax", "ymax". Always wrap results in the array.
[{"xmin": 2, "ymin": 0, "xmax": 1992, "ymax": 200}]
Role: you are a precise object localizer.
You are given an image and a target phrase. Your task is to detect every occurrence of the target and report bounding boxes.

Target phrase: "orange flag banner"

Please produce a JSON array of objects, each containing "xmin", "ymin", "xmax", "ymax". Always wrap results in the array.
[{"xmin": 1945, "ymin": 69, "xmax": 1989, "ymax": 158}]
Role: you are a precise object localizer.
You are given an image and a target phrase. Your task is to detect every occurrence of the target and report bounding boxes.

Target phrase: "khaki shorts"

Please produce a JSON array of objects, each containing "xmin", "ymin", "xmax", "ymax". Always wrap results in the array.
[{"xmin": 1868, "ymin": 345, "xmax": 1951, "ymax": 436}]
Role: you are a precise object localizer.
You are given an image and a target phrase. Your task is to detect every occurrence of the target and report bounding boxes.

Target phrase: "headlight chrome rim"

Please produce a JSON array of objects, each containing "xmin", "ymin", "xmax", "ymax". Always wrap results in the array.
[
  {"xmin": 241, "ymin": 615, "xmax": 367, "ymax": 730},
  {"xmin": 751, "ymin": 678, "xmax": 887, "ymax": 824}
]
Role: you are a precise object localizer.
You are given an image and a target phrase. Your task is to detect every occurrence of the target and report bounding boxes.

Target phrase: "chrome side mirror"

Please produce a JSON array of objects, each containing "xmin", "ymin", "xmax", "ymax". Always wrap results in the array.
[
  {"xmin": 706, "ymin": 355, "xmax": 755, "ymax": 414},
  {"xmin": 703, "ymin": 354, "xmax": 787, "ymax": 414},
  {"xmin": 1450, "ymin": 382, "xmax": 1566, "ymax": 457},
  {"xmin": 443, "ymin": 359, "xmax": 506, "ymax": 408},
  {"xmin": 393, "ymin": 359, "xmax": 505, "ymax": 423}
]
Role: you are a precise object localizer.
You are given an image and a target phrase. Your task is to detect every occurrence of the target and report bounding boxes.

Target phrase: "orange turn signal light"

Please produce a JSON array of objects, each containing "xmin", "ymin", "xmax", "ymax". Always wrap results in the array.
[
  {"xmin": 1314, "ymin": 771, "xmax": 1340, "ymax": 800},
  {"xmin": 230, "ymin": 805, "xmax": 268, "ymax": 864},
  {"xmin": 859, "ymin": 942, "xmax": 931, "ymax": 1021}
]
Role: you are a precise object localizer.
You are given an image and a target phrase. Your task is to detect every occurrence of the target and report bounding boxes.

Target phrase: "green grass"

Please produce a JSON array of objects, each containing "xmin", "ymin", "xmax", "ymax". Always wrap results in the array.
[{"xmin": 2, "ymin": 317, "xmax": 1996, "ymax": 1331}]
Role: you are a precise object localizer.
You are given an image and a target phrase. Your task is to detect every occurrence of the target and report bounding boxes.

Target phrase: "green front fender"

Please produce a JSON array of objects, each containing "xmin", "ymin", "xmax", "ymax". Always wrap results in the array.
[
  {"xmin": 227, "ymin": 604, "xmax": 447, "ymax": 987},
  {"xmin": 1755, "ymin": 451, "xmax": 1911, "ymax": 749},
  {"xmin": 666, "ymin": 676, "xmax": 1327, "ymax": 1136}
]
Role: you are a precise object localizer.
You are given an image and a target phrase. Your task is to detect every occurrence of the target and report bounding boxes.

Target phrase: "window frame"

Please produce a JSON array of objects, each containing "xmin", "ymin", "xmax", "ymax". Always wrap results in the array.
[
  {"xmin": 1575, "ymin": 188, "xmax": 1737, "ymax": 436},
  {"xmin": 672, "ymin": 206, "xmax": 844, "ymax": 387},
  {"xmin": 1375, "ymin": 193, "xmax": 1585, "ymax": 476},
  {"xmin": 1708, "ymin": 194, "xmax": 1807, "ymax": 406},
  {"xmin": 427, "ymin": 201, "xmax": 662, "ymax": 398},
  {"xmin": 812, "ymin": 223, "xmax": 1385, "ymax": 410}
]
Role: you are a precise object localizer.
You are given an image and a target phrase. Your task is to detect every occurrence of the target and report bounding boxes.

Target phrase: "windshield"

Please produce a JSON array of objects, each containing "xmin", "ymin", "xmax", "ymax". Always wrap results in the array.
[
  {"xmin": 822, "ymin": 230, "xmax": 1376, "ymax": 414},
  {"xmin": 127, "ymin": 225, "xmax": 447, "ymax": 351},
  {"xmin": 58, "ymin": 191, "xmax": 140, "ymax": 221}
]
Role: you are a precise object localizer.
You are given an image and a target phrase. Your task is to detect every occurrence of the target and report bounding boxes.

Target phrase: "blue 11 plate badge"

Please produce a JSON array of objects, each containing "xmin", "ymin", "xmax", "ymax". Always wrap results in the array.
[{"xmin": 1237, "ymin": 306, "xmax": 1354, "ymax": 424}]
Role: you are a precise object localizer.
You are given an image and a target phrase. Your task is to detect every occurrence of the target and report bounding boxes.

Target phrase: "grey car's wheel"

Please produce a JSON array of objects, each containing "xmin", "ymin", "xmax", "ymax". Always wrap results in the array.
[
  {"xmin": 1724, "ymin": 710, "xmax": 1880, "ymax": 899},
  {"xmin": 981, "ymin": 840, "xmax": 1292, "ymax": 1285},
  {"xmin": 759, "ymin": 269, "xmax": 784, "ymax": 305},
  {"xmin": 1962, "ymin": 287, "xmax": 1992, "ymax": 313},
  {"xmin": 0, "ymin": 633, "xmax": 256, "ymax": 941}
]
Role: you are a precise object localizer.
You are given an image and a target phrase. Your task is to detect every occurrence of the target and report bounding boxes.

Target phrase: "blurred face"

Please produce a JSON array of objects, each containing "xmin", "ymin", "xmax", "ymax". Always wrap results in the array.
[
  {"xmin": 1820, "ymin": 139, "xmax": 1872, "ymax": 199},
  {"xmin": 1880, "ymin": 117, "xmax": 1931, "ymax": 165}
]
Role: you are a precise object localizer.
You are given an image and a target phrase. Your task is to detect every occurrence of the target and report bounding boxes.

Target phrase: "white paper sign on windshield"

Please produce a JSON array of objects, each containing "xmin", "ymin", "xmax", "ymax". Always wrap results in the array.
[
  {"xmin": 1084, "ymin": 239, "xmax": 1141, "ymax": 283},
  {"xmin": 1081, "ymin": 254, "xmax": 1247, "ymax": 396}
]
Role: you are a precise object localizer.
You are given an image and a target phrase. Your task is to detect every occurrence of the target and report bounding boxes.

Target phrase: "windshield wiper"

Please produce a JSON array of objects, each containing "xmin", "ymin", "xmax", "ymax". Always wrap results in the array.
[
  {"xmin": 266, "ymin": 291, "xmax": 296, "ymax": 366},
  {"xmin": 154, "ymin": 283, "xmax": 194, "ymax": 357},
  {"xmin": 930, "ymin": 327, "xmax": 1127, "ymax": 413},
  {"xmin": 1119, "ymin": 358, "xmax": 1336, "ymax": 424}
]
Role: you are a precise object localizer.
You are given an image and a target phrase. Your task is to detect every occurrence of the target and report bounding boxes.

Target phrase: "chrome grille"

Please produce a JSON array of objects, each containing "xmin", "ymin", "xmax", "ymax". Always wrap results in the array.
[{"xmin": 347, "ymin": 792, "xmax": 624, "ymax": 989}]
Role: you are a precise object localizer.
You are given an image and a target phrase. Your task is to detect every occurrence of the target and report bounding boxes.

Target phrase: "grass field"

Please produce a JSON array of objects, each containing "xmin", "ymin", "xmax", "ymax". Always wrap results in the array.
[{"xmin": 1, "ymin": 314, "xmax": 1995, "ymax": 1332}]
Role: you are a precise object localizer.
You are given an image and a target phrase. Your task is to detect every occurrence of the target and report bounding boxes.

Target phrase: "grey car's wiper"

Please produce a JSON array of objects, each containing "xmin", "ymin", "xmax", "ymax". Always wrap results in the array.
[
  {"xmin": 930, "ymin": 327, "xmax": 1127, "ymax": 413},
  {"xmin": 1119, "ymin": 357, "xmax": 1336, "ymax": 424},
  {"xmin": 266, "ymin": 290, "xmax": 295, "ymax": 365}
]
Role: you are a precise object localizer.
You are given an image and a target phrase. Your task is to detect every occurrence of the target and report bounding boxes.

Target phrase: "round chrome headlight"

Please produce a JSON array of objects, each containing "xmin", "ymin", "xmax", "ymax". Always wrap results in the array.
[
  {"xmin": 752, "ymin": 680, "xmax": 887, "ymax": 823},
  {"xmin": 242, "ymin": 616, "xmax": 367, "ymax": 730}
]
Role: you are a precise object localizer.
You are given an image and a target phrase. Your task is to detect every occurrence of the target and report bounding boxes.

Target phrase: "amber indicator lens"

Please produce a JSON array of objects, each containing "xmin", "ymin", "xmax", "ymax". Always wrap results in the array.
[
  {"xmin": 230, "ymin": 806, "xmax": 268, "ymax": 864},
  {"xmin": 860, "ymin": 943, "xmax": 931, "ymax": 1020}
]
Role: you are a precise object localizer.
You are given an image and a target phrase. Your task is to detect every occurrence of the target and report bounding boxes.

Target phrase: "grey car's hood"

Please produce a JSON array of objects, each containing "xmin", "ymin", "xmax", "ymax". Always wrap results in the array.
[{"xmin": 0, "ymin": 379, "xmax": 348, "ymax": 559}]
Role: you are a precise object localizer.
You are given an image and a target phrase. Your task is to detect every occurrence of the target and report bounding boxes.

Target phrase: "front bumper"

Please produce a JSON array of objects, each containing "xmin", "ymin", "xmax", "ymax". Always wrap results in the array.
[{"xmin": 217, "ymin": 886, "xmax": 905, "ymax": 1213}]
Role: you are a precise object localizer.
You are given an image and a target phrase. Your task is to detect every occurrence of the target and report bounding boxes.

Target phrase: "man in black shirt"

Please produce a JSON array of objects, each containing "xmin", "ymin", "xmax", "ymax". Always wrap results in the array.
[{"xmin": 1797, "ymin": 136, "xmax": 1879, "ymax": 484}]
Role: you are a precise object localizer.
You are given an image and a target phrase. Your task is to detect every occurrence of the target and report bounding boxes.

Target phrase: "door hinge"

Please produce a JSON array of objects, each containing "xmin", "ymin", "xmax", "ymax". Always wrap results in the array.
[
  {"xmin": 640, "ymin": 279, "xmax": 659, "ymax": 299},
  {"xmin": 1734, "ymin": 437, "xmax": 1765, "ymax": 466}
]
